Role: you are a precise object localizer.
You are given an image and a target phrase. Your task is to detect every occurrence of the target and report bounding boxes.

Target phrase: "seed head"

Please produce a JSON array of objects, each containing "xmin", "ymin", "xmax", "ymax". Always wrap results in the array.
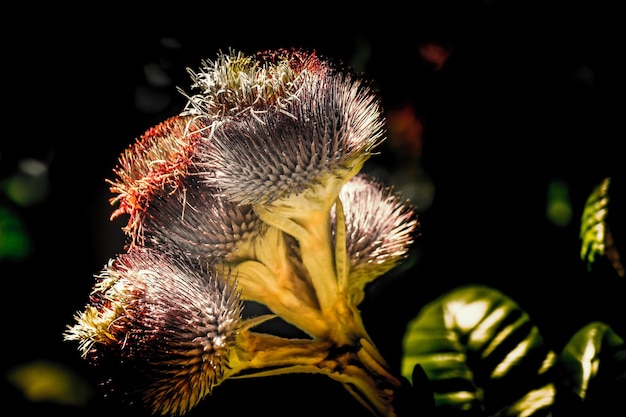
[{"xmin": 64, "ymin": 247, "xmax": 242, "ymax": 416}]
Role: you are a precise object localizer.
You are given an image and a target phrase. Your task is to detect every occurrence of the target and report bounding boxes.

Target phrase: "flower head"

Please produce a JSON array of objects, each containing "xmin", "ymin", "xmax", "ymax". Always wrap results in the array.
[
  {"xmin": 181, "ymin": 48, "xmax": 323, "ymax": 121},
  {"xmin": 142, "ymin": 176, "xmax": 264, "ymax": 263},
  {"xmin": 333, "ymin": 173, "xmax": 420, "ymax": 305},
  {"xmin": 64, "ymin": 247, "xmax": 242, "ymax": 416},
  {"xmin": 184, "ymin": 48, "xmax": 385, "ymax": 208},
  {"xmin": 108, "ymin": 115, "xmax": 209, "ymax": 245}
]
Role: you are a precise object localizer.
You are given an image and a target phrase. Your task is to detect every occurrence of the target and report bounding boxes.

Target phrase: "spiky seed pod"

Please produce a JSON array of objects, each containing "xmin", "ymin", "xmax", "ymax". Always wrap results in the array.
[
  {"xmin": 187, "ymin": 49, "xmax": 385, "ymax": 206},
  {"xmin": 142, "ymin": 175, "xmax": 264, "ymax": 263},
  {"xmin": 64, "ymin": 247, "xmax": 242, "ymax": 417},
  {"xmin": 108, "ymin": 115, "xmax": 208, "ymax": 245},
  {"xmin": 333, "ymin": 173, "xmax": 420, "ymax": 306}
]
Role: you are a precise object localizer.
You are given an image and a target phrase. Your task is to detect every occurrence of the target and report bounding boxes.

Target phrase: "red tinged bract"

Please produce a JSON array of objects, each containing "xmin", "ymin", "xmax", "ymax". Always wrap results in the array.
[{"xmin": 108, "ymin": 115, "xmax": 208, "ymax": 246}]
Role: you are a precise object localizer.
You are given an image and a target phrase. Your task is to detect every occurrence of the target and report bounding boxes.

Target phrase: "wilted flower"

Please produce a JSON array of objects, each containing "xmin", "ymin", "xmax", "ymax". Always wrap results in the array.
[{"xmin": 66, "ymin": 48, "xmax": 420, "ymax": 417}]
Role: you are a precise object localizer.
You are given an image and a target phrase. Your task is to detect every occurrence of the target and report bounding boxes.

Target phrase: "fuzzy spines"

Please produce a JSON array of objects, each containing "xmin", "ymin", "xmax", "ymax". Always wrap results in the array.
[
  {"xmin": 333, "ymin": 174, "xmax": 420, "ymax": 304},
  {"xmin": 196, "ymin": 69, "xmax": 385, "ymax": 205},
  {"xmin": 181, "ymin": 48, "xmax": 326, "ymax": 121},
  {"xmin": 142, "ymin": 176, "xmax": 263, "ymax": 263}
]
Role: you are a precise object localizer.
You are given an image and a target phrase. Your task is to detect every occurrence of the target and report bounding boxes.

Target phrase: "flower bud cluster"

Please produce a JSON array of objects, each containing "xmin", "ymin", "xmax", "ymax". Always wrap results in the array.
[{"xmin": 65, "ymin": 48, "xmax": 420, "ymax": 417}]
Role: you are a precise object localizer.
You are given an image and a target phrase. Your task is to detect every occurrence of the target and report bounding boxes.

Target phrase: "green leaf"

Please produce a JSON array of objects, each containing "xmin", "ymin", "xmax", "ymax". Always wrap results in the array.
[
  {"xmin": 0, "ymin": 204, "xmax": 31, "ymax": 260},
  {"xmin": 579, "ymin": 176, "xmax": 624, "ymax": 278},
  {"xmin": 401, "ymin": 284, "xmax": 556, "ymax": 416},
  {"xmin": 556, "ymin": 321, "xmax": 626, "ymax": 415}
]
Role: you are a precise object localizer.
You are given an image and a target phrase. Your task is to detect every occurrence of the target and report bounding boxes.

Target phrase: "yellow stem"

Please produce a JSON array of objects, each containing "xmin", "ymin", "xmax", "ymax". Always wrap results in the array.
[
  {"xmin": 233, "ymin": 260, "xmax": 329, "ymax": 337},
  {"xmin": 227, "ymin": 331, "xmax": 332, "ymax": 379},
  {"xmin": 228, "ymin": 331, "xmax": 403, "ymax": 417},
  {"xmin": 333, "ymin": 195, "xmax": 349, "ymax": 291},
  {"xmin": 254, "ymin": 204, "xmax": 340, "ymax": 314}
]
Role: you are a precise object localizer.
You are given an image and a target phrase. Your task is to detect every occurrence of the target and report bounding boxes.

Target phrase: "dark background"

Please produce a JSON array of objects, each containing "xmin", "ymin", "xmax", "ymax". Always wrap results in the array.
[{"xmin": 2, "ymin": 1, "xmax": 624, "ymax": 416}]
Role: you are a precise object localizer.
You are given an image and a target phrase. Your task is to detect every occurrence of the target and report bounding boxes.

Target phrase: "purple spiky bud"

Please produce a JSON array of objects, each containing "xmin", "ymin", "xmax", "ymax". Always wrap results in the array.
[
  {"xmin": 64, "ymin": 247, "xmax": 242, "ymax": 416},
  {"xmin": 183, "ymin": 49, "xmax": 385, "ymax": 206},
  {"xmin": 141, "ymin": 176, "xmax": 264, "ymax": 263},
  {"xmin": 333, "ymin": 173, "xmax": 420, "ymax": 305}
]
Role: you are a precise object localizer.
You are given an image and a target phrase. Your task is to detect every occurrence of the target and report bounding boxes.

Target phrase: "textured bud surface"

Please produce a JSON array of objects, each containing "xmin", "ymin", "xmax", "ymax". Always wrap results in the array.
[
  {"xmin": 143, "ymin": 176, "xmax": 264, "ymax": 263},
  {"xmin": 333, "ymin": 173, "xmax": 420, "ymax": 304},
  {"xmin": 65, "ymin": 248, "xmax": 242, "ymax": 416}
]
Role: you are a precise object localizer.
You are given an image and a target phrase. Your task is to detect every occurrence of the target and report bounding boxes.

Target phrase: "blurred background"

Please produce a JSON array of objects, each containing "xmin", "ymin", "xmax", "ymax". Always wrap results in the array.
[{"xmin": 2, "ymin": 1, "xmax": 624, "ymax": 416}]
